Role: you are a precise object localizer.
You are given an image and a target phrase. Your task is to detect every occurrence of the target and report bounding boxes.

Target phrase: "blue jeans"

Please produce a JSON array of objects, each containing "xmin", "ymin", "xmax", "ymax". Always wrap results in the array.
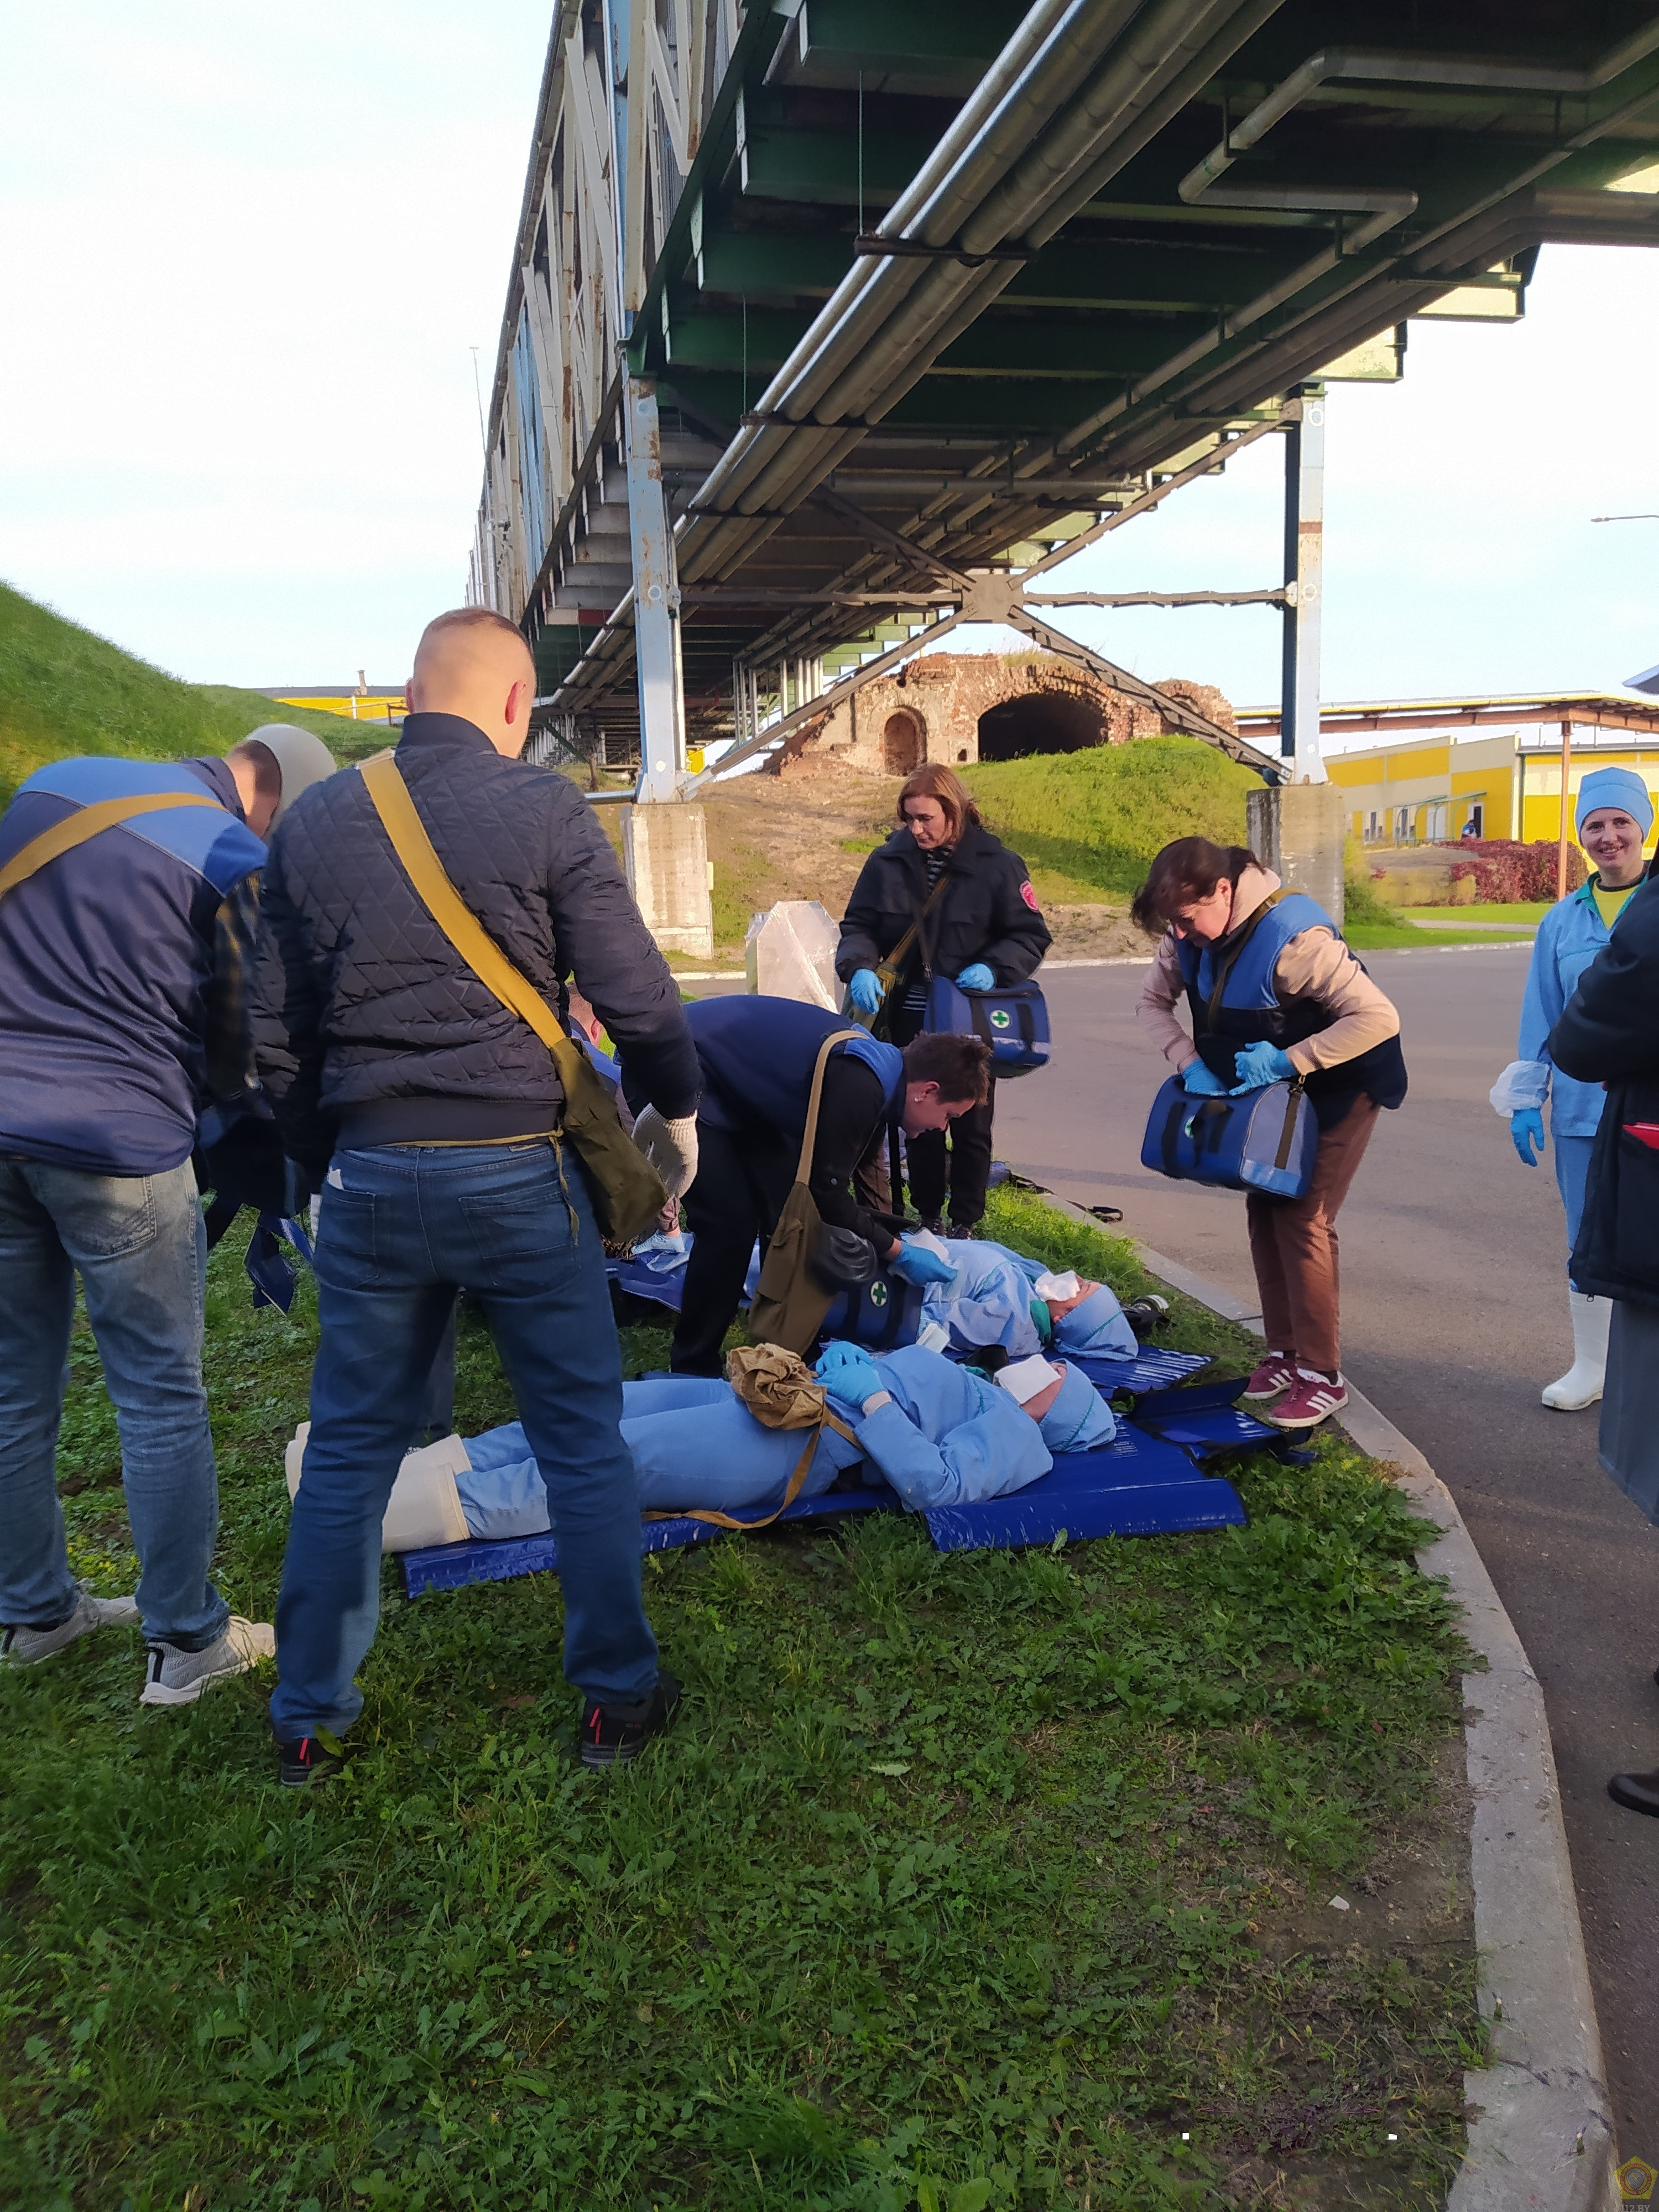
[
  {"xmin": 270, "ymin": 1140, "xmax": 659, "ymax": 1738},
  {"xmin": 0, "ymin": 1157, "xmax": 228, "ymax": 1646},
  {"xmin": 1555, "ymin": 1131, "xmax": 1596, "ymax": 1285}
]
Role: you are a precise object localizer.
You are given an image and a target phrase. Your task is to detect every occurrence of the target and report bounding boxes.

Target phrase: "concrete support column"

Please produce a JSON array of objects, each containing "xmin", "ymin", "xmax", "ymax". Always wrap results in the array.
[
  {"xmin": 1281, "ymin": 385, "xmax": 1326, "ymax": 786},
  {"xmin": 624, "ymin": 373, "xmax": 713, "ymax": 958},
  {"xmin": 1248, "ymin": 781, "xmax": 1345, "ymax": 929},
  {"xmin": 624, "ymin": 803, "xmax": 713, "ymax": 961}
]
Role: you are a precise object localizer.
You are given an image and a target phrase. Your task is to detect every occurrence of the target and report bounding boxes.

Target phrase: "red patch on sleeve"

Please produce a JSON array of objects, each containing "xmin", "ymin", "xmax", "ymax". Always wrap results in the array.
[{"xmin": 1020, "ymin": 880, "xmax": 1040, "ymax": 911}]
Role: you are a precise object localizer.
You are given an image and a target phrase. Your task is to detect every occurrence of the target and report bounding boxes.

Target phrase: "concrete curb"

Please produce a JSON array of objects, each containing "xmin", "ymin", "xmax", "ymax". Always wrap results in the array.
[{"xmin": 1034, "ymin": 1197, "xmax": 1619, "ymax": 2207}]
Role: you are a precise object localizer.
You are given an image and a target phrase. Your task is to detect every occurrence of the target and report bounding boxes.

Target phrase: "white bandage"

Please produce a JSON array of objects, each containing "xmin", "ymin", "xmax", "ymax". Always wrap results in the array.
[
  {"xmin": 630, "ymin": 1107, "xmax": 700, "ymax": 1200},
  {"xmin": 1032, "ymin": 1269, "xmax": 1080, "ymax": 1303},
  {"xmin": 285, "ymin": 1423, "xmax": 472, "ymax": 1554},
  {"xmin": 997, "ymin": 1354, "xmax": 1063, "ymax": 1405}
]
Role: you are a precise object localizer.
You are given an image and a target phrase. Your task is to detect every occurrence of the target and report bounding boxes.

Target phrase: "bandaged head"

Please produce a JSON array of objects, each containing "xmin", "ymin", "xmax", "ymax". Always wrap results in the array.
[
  {"xmin": 1051, "ymin": 1284, "xmax": 1138, "ymax": 1358},
  {"xmin": 1036, "ymin": 1360, "xmax": 1114, "ymax": 1451}
]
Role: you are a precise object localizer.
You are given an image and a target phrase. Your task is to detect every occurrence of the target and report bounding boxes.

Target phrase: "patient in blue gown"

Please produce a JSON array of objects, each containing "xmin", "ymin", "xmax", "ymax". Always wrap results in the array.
[{"xmin": 432, "ymin": 1343, "xmax": 1115, "ymax": 1545}]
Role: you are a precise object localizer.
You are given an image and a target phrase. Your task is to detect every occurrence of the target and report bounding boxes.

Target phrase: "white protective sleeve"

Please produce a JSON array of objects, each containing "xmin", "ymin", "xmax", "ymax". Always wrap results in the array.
[
  {"xmin": 285, "ymin": 1424, "xmax": 472, "ymax": 1553},
  {"xmin": 1489, "ymin": 1060, "xmax": 1550, "ymax": 1117}
]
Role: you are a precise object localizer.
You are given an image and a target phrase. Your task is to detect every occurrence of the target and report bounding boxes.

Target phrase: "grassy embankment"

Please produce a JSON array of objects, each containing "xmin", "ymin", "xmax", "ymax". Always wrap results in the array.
[
  {"xmin": 0, "ymin": 1190, "xmax": 1478, "ymax": 2211},
  {"xmin": 960, "ymin": 743, "xmax": 1533, "ymax": 951},
  {"xmin": 0, "ymin": 581, "xmax": 378, "ymax": 808}
]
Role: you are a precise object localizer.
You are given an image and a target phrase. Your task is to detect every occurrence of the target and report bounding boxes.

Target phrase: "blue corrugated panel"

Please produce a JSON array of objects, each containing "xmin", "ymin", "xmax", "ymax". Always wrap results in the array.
[
  {"xmin": 1073, "ymin": 1346, "xmax": 1211, "ymax": 1395},
  {"xmin": 921, "ymin": 1426, "xmax": 1245, "ymax": 1553}
]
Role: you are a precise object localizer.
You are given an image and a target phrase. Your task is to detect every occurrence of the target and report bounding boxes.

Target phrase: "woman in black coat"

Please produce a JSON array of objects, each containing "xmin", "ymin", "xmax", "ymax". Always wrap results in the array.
[
  {"xmin": 1548, "ymin": 863, "xmax": 1659, "ymax": 1818},
  {"xmin": 836, "ymin": 763, "xmax": 1050, "ymax": 1232}
]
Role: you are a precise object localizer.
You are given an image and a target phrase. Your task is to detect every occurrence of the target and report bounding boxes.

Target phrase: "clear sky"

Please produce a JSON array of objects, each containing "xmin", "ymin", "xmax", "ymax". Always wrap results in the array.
[{"xmin": 2, "ymin": 4, "xmax": 1657, "ymax": 711}]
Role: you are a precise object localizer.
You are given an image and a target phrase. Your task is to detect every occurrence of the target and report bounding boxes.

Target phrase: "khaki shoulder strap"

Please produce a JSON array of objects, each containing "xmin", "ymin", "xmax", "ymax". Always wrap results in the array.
[
  {"xmin": 644, "ymin": 1406, "xmax": 859, "ymax": 1532},
  {"xmin": 881, "ymin": 865, "xmax": 953, "ymax": 984},
  {"xmin": 359, "ymin": 752, "xmax": 576, "ymax": 1067},
  {"xmin": 0, "ymin": 790, "xmax": 224, "ymax": 903},
  {"xmin": 795, "ymin": 1026, "xmax": 865, "ymax": 1183}
]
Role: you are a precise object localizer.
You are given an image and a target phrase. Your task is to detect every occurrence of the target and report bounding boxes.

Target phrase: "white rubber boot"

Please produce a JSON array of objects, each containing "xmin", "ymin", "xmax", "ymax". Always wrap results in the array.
[{"xmin": 1542, "ymin": 1290, "xmax": 1611, "ymax": 1410}]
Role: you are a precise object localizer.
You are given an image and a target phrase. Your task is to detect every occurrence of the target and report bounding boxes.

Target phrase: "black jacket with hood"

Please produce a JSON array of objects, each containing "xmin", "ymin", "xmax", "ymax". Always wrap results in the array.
[
  {"xmin": 836, "ymin": 818, "xmax": 1051, "ymax": 997},
  {"xmin": 1549, "ymin": 865, "xmax": 1659, "ymax": 1303}
]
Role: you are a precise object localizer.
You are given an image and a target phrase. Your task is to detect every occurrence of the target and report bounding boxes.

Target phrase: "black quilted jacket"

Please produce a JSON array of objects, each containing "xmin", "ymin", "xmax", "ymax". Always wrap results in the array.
[{"xmin": 249, "ymin": 713, "xmax": 699, "ymax": 1178}]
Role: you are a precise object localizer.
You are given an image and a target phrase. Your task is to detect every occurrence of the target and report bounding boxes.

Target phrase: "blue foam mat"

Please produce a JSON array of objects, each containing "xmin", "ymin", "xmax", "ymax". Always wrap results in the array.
[
  {"xmin": 1074, "ymin": 1345, "xmax": 1211, "ymax": 1395},
  {"xmin": 399, "ymin": 1425, "xmax": 1246, "ymax": 1594},
  {"xmin": 400, "ymin": 1483, "xmax": 898, "ymax": 1596},
  {"xmin": 921, "ymin": 1426, "xmax": 1245, "ymax": 1551},
  {"xmin": 1130, "ymin": 1379, "xmax": 1281, "ymax": 1458}
]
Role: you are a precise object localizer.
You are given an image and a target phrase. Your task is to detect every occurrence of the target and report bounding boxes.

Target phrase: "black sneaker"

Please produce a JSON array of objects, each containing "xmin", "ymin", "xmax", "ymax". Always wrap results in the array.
[
  {"xmin": 580, "ymin": 1671, "xmax": 681, "ymax": 1768},
  {"xmin": 276, "ymin": 1734, "xmax": 345, "ymax": 1789},
  {"xmin": 917, "ymin": 1215, "xmax": 947, "ymax": 1237},
  {"xmin": 947, "ymin": 1219, "xmax": 985, "ymax": 1239}
]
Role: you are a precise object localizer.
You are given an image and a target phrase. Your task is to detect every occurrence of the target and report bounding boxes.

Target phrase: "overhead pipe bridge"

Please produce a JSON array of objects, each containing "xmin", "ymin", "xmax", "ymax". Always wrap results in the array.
[{"xmin": 469, "ymin": 0, "xmax": 1659, "ymax": 813}]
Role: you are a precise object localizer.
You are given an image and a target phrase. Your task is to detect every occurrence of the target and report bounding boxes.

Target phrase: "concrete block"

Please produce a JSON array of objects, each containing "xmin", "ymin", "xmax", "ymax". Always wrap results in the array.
[
  {"xmin": 745, "ymin": 900, "xmax": 841, "ymax": 1007},
  {"xmin": 1248, "ymin": 780, "xmax": 1346, "ymax": 926},
  {"xmin": 624, "ymin": 802, "xmax": 713, "ymax": 961}
]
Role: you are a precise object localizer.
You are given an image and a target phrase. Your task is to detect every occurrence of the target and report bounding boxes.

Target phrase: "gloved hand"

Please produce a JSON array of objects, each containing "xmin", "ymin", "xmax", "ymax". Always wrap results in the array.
[
  {"xmin": 955, "ymin": 962, "xmax": 995, "ymax": 992},
  {"xmin": 814, "ymin": 1340, "xmax": 883, "ymax": 1405},
  {"xmin": 847, "ymin": 968, "xmax": 883, "ymax": 1014},
  {"xmin": 890, "ymin": 1237, "xmax": 958, "ymax": 1287},
  {"xmin": 1511, "ymin": 1107, "xmax": 1545, "ymax": 1166},
  {"xmin": 629, "ymin": 1107, "xmax": 700, "ymax": 1201},
  {"xmin": 1179, "ymin": 1060, "xmax": 1229, "ymax": 1095},
  {"xmin": 1229, "ymin": 1042, "xmax": 1295, "ymax": 1093}
]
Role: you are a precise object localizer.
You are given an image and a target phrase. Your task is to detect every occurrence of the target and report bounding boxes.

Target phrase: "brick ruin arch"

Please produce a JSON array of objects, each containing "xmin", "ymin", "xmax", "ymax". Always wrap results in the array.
[
  {"xmin": 881, "ymin": 708, "xmax": 925, "ymax": 774},
  {"xmin": 780, "ymin": 653, "xmax": 1235, "ymax": 778}
]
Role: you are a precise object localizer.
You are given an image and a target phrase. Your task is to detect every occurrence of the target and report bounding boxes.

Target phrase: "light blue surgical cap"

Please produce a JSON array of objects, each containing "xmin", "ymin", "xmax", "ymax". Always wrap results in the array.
[
  {"xmin": 1052, "ymin": 1284, "xmax": 1138, "ymax": 1359},
  {"xmin": 1036, "ymin": 1361, "xmax": 1115, "ymax": 1452},
  {"xmin": 1577, "ymin": 765, "xmax": 1653, "ymax": 841}
]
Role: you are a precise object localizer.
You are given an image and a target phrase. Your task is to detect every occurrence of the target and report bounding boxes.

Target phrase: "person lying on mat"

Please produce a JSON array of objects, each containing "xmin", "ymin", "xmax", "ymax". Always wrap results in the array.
[
  {"xmin": 827, "ymin": 1228, "xmax": 1143, "ymax": 1364},
  {"xmin": 293, "ymin": 1344, "xmax": 1117, "ymax": 1550}
]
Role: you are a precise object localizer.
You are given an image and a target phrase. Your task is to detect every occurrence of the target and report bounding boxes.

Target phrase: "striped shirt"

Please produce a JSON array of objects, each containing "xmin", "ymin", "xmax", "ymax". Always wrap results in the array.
[{"xmin": 903, "ymin": 851, "xmax": 950, "ymax": 1014}]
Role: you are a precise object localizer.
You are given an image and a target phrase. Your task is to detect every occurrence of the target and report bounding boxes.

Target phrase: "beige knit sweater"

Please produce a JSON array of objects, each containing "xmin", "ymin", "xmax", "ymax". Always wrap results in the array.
[{"xmin": 1136, "ymin": 864, "xmax": 1400, "ymax": 1077}]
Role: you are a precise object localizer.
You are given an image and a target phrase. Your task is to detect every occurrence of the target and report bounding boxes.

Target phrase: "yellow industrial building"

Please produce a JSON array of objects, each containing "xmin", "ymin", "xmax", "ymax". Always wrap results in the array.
[{"xmin": 1235, "ymin": 695, "xmax": 1659, "ymax": 851}]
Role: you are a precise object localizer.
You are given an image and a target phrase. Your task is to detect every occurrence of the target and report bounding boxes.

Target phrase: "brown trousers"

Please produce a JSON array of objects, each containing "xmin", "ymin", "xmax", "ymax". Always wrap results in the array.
[{"xmin": 1245, "ymin": 1094, "xmax": 1380, "ymax": 1376}]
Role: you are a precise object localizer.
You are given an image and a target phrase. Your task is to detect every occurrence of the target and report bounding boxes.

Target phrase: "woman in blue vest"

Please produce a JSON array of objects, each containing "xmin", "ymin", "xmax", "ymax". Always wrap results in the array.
[
  {"xmin": 649, "ymin": 997, "xmax": 990, "ymax": 1374},
  {"xmin": 1134, "ymin": 837, "xmax": 1406, "ymax": 1431},
  {"xmin": 1490, "ymin": 766, "xmax": 1652, "ymax": 1410}
]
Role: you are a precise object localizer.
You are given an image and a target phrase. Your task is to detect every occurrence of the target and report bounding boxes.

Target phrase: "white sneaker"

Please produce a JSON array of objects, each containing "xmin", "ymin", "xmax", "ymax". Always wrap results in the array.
[
  {"xmin": 139, "ymin": 1616, "xmax": 275, "ymax": 1707},
  {"xmin": 1, "ymin": 1588, "xmax": 140, "ymax": 1665}
]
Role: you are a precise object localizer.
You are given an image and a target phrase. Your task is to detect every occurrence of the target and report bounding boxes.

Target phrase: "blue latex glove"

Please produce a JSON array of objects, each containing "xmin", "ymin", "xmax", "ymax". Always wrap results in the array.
[
  {"xmin": 1511, "ymin": 1108, "xmax": 1545, "ymax": 1166},
  {"xmin": 847, "ymin": 968, "xmax": 883, "ymax": 1014},
  {"xmin": 955, "ymin": 962, "xmax": 995, "ymax": 992},
  {"xmin": 1179, "ymin": 1060, "xmax": 1230, "ymax": 1095},
  {"xmin": 1229, "ymin": 1041, "xmax": 1295, "ymax": 1093},
  {"xmin": 813, "ymin": 1339, "xmax": 882, "ymax": 1405},
  {"xmin": 889, "ymin": 1237, "xmax": 958, "ymax": 1287}
]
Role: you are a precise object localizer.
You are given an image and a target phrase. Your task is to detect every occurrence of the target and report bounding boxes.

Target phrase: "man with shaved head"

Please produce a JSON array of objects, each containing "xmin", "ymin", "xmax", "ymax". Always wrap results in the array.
[{"xmin": 250, "ymin": 606, "xmax": 700, "ymax": 1785}]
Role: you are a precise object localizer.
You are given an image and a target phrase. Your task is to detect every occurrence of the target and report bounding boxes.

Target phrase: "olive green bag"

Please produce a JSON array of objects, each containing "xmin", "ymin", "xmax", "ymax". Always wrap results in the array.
[
  {"xmin": 359, "ymin": 754, "xmax": 667, "ymax": 1246},
  {"xmin": 748, "ymin": 1027, "xmax": 865, "ymax": 1355}
]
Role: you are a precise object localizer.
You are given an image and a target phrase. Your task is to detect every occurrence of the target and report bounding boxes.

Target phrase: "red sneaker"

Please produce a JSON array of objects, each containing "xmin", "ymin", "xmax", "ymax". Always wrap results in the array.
[
  {"xmin": 1263, "ymin": 1370, "xmax": 1349, "ymax": 1430},
  {"xmin": 1241, "ymin": 1354, "xmax": 1297, "ymax": 1400}
]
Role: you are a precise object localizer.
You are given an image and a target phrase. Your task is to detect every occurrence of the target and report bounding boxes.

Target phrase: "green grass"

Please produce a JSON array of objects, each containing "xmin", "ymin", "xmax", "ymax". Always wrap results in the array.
[
  {"xmin": 1402, "ymin": 903, "xmax": 1550, "ymax": 924},
  {"xmin": 962, "ymin": 741, "xmax": 1258, "ymax": 903},
  {"xmin": 0, "ymin": 580, "xmax": 361, "ymax": 807},
  {"xmin": 1345, "ymin": 926, "xmax": 1533, "ymax": 951},
  {"xmin": 0, "ymin": 1191, "xmax": 1476, "ymax": 2211}
]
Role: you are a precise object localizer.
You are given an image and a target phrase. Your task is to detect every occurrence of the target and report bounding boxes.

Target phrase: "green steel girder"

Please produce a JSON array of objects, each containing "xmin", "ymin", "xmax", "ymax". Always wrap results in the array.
[
  {"xmin": 775, "ymin": 0, "xmax": 1031, "ymax": 93},
  {"xmin": 528, "ymin": 0, "xmax": 1659, "ymax": 739},
  {"xmin": 737, "ymin": 90, "xmax": 948, "ymax": 208}
]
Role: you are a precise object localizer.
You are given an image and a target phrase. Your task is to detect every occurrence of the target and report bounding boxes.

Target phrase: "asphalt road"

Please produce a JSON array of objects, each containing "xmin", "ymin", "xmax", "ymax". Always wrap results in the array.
[{"xmin": 994, "ymin": 947, "xmax": 1659, "ymax": 2156}]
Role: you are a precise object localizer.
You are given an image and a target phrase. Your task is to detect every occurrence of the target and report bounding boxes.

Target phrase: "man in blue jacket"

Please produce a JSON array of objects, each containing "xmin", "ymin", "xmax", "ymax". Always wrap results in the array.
[
  {"xmin": 251, "ymin": 606, "xmax": 701, "ymax": 1783},
  {"xmin": 0, "ymin": 734, "xmax": 300, "ymax": 1703}
]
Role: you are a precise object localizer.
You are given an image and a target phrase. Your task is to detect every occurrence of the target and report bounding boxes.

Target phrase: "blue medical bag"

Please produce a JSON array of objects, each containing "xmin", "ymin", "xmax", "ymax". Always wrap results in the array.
[
  {"xmin": 924, "ymin": 975, "xmax": 1050, "ymax": 1077},
  {"xmin": 1140, "ymin": 1073, "xmax": 1317, "ymax": 1199},
  {"xmin": 819, "ymin": 1271, "xmax": 924, "ymax": 1351}
]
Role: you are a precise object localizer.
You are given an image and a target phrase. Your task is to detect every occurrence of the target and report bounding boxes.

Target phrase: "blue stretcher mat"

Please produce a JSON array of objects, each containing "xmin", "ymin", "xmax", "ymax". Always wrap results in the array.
[
  {"xmin": 399, "ymin": 1482, "xmax": 899, "ymax": 1597},
  {"xmin": 1073, "ymin": 1345, "xmax": 1211, "ymax": 1395},
  {"xmin": 1130, "ymin": 1379, "xmax": 1282, "ymax": 1459},
  {"xmin": 921, "ymin": 1426, "xmax": 1245, "ymax": 1552}
]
